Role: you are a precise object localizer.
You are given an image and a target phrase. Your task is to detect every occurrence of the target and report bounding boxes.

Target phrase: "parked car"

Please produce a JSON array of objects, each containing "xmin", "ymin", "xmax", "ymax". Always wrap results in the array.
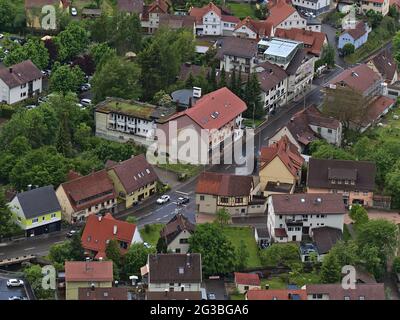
[
  {"xmin": 0, "ymin": 34, "xmax": 4, "ymax": 39},
  {"xmin": 80, "ymin": 98, "xmax": 92, "ymax": 107},
  {"xmin": 156, "ymin": 195, "xmax": 170, "ymax": 204},
  {"xmin": 177, "ymin": 196, "xmax": 190, "ymax": 206},
  {"xmin": 25, "ymin": 104, "xmax": 37, "ymax": 110},
  {"xmin": 143, "ymin": 242, "xmax": 152, "ymax": 249},
  {"xmin": 9, "ymin": 296, "xmax": 27, "ymax": 300},
  {"xmin": 80, "ymin": 83, "xmax": 91, "ymax": 91},
  {"xmin": 66, "ymin": 230, "xmax": 78, "ymax": 238},
  {"xmin": 7, "ymin": 279, "xmax": 24, "ymax": 288},
  {"xmin": 71, "ymin": 7, "xmax": 78, "ymax": 16},
  {"xmin": 207, "ymin": 293, "xmax": 216, "ymax": 300}
]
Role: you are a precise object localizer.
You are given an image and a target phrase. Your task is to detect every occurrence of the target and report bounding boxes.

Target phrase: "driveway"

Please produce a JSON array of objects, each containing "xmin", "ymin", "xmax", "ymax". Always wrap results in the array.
[
  {"xmin": 0, "ymin": 276, "xmax": 29, "ymax": 300},
  {"xmin": 203, "ymin": 279, "xmax": 228, "ymax": 300},
  {"xmin": 321, "ymin": 23, "xmax": 347, "ymax": 68}
]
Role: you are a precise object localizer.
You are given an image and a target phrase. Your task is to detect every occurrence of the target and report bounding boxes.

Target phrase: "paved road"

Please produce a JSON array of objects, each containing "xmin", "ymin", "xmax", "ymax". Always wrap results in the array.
[{"xmin": 0, "ymin": 277, "xmax": 28, "ymax": 300}]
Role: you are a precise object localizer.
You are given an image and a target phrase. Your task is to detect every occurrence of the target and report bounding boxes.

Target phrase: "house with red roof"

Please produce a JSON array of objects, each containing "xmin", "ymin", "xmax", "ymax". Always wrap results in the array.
[
  {"xmin": 65, "ymin": 261, "xmax": 113, "ymax": 300},
  {"xmin": 234, "ymin": 273, "xmax": 261, "ymax": 293},
  {"xmin": 266, "ymin": 0, "xmax": 307, "ymax": 30},
  {"xmin": 291, "ymin": 0, "xmax": 331, "ymax": 16},
  {"xmin": 189, "ymin": 2, "xmax": 240, "ymax": 36},
  {"xmin": 246, "ymin": 288, "xmax": 307, "ymax": 300},
  {"xmin": 232, "ymin": 17, "xmax": 274, "ymax": 40},
  {"xmin": 338, "ymin": 21, "xmax": 371, "ymax": 50},
  {"xmin": 81, "ymin": 213, "xmax": 143, "ymax": 260},
  {"xmin": 140, "ymin": 0, "xmax": 171, "ymax": 34},
  {"xmin": 156, "ymin": 87, "xmax": 246, "ymax": 163},
  {"xmin": 106, "ymin": 154, "xmax": 159, "ymax": 209},
  {"xmin": 259, "ymin": 135, "xmax": 304, "ymax": 197},
  {"xmin": 55, "ymin": 170, "xmax": 117, "ymax": 223}
]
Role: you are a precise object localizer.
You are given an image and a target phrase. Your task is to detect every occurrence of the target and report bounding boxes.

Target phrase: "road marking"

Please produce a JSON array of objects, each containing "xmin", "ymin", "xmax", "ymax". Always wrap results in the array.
[
  {"xmin": 54, "ymin": 241, "xmax": 64, "ymax": 244},
  {"xmin": 163, "ymin": 214, "xmax": 169, "ymax": 218},
  {"xmin": 225, "ymin": 165, "xmax": 231, "ymax": 170},
  {"xmin": 24, "ymin": 247, "xmax": 35, "ymax": 251},
  {"xmin": 176, "ymin": 190, "xmax": 190, "ymax": 196},
  {"xmin": 156, "ymin": 218, "xmax": 161, "ymax": 221}
]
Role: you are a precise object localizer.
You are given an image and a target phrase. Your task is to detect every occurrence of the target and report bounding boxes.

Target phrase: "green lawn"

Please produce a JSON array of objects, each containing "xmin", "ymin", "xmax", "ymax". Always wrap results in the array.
[
  {"xmin": 222, "ymin": 226, "xmax": 262, "ymax": 268},
  {"xmin": 139, "ymin": 224, "xmax": 164, "ymax": 246},
  {"xmin": 227, "ymin": 3, "xmax": 257, "ymax": 19},
  {"xmin": 230, "ymin": 294, "xmax": 245, "ymax": 300},
  {"xmin": 157, "ymin": 162, "xmax": 202, "ymax": 179},
  {"xmin": 261, "ymin": 272, "xmax": 321, "ymax": 289},
  {"xmin": 343, "ymin": 223, "xmax": 352, "ymax": 241}
]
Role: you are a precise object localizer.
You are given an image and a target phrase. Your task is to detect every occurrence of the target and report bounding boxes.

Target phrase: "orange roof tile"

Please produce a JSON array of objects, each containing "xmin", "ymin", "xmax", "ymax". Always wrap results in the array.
[
  {"xmin": 234, "ymin": 272, "xmax": 261, "ymax": 286},
  {"xmin": 246, "ymin": 288, "xmax": 307, "ymax": 300},
  {"xmin": 65, "ymin": 261, "xmax": 113, "ymax": 282},
  {"xmin": 275, "ymin": 28, "xmax": 326, "ymax": 56}
]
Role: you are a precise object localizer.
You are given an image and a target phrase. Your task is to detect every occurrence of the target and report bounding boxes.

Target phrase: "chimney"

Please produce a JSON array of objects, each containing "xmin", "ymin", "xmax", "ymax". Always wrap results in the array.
[
  {"xmin": 113, "ymin": 225, "xmax": 118, "ymax": 235},
  {"xmin": 186, "ymin": 253, "xmax": 191, "ymax": 267},
  {"xmin": 9, "ymin": 67, "xmax": 12, "ymax": 73},
  {"xmin": 265, "ymin": 284, "xmax": 269, "ymax": 290},
  {"xmin": 193, "ymin": 86, "xmax": 202, "ymax": 99},
  {"xmin": 98, "ymin": 215, "xmax": 102, "ymax": 222},
  {"xmin": 99, "ymin": 257, "xmax": 103, "ymax": 262}
]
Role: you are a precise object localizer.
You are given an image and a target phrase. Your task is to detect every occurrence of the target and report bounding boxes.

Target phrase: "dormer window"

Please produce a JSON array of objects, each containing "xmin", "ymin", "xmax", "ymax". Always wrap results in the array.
[{"xmin": 331, "ymin": 179, "xmax": 336, "ymax": 184}]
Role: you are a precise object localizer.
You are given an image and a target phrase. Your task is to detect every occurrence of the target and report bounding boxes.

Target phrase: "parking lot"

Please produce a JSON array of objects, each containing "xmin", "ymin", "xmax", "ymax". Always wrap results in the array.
[{"xmin": 0, "ymin": 276, "xmax": 28, "ymax": 300}]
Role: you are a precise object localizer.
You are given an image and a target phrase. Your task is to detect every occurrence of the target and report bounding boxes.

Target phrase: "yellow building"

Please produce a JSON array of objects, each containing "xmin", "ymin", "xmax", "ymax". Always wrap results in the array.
[
  {"xmin": 259, "ymin": 135, "xmax": 304, "ymax": 197},
  {"xmin": 65, "ymin": 261, "xmax": 113, "ymax": 300},
  {"xmin": 106, "ymin": 154, "xmax": 159, "ymax": 209}
]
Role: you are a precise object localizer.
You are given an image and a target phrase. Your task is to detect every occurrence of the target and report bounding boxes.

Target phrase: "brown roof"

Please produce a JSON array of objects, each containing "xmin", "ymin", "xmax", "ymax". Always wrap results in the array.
[
  {"xmin": 246, "ymin": 288, "xmax": 307, "ymax": 300},
  {"xmin": 146, "ymin": 291, "xmax": 202, "ymax": 300},
  {"xmin": 342, "ymin": 21, "xmax": 368, "ymax": 41},
  {"xmin": 369, "ymin": 49, "xmax": 397, "ymax": 83},
  {"xmin": 196, "ymin": 172, "xmax": 253, "ymax": 197},
  {"xmin": 327, "ymin": 64, "xmax": 382, "ymax": 95},
  {"xmin": 274, "ymin": 228, "xmax": 288, "ymax": 237},
  {"xmin": 260, "ymin": 135, "xmax": 304, "ymax": 176},
  {"xmin": 306, "ymin": 283, "xmax": 385, "ymax": 300},
  {"xmin": 117, "ymin": 0, "xmax": 143, "ymax": 14},
  {"xmin": 234, "ymin": 17, "xmax": 273, "ymax": 38},
  {"xmin": 216, "ymin": 37, "xmax": 258, "ymax": 60},
  {"xmin": 166, "ymin": 87, "xmax": 247, "ymax": 130},
  {"xmin": 360, "ymin": 95, "xmax": 395, "ymax": 127},
  {"xmin": 81, "ymin": 213, "xmax": 137, "ymax": 259},
  {"xmin": 178, "ymin": 63, "xmax": 210, "ymax": 82},
  {"xmin": 234, "ymin": 272, "xmax": 261, "ymax": 286},
  {"xmin": 78, "ymin": 287, "xmax": 128, "ymax": 300},
  {"xmin": 256, "ymin": 61, "xmax": 288, "ymax": 92},
  {"xmin": 189, "ymin": 2, "xmax": 222, "ymax": 24},
  {"xmin": 160, "ymin": 213, "xmax": 196, "ymax": 246},
  {"xmin": 0, "ymin": 60, "xmax": 42, "ymax": 89},
  {"xmin": 107, "ymin": 154, "xmax": 158, "ymax": 194},
  {"xmin": 159, "ymin": 14, "xmax": 196, "ymax": 30},
  {"xmin": 271, "ymin": 193, "xmax": 346, "ymax": 215},
  {"xmin": 148, "ymin": 253, "xmax": 202, "ymax": 283},
  {"xmin": 266, "ymin": 0, "xmax": 297, "ymax": 27},
  {"xmin": 274, "ymin": 28, "xmax": 326, "ymax": 56},
  {"xmin": 59, "ymin": 170, "xmax": 116, "ymax": 212},
  {"xmin": 65, "ymin": 261, "xmax": 113, "ymax": 282},
  {"xmin": 312, "ymin": 227, "xmax": 342, "ymax": 254},
  {"xmin": 142, "ymin": 0, "xmax": 169, "ymax": 21},
  {"xmin": 307, "ymin": 158, "xmax": 376, "ymax": 191}
]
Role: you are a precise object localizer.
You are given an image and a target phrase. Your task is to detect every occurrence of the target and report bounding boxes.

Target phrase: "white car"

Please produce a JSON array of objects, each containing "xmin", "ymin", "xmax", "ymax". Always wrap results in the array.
[
  {"xmin": 157, "ymin": 195, "xmax": 170, "ymax": 204},
  {"xmin": 0, "ymin": 34, "xmax": 4, "ymax": 39},
  {"xmin": 25, "ymin": 104, "xmax": 37, "ymax": 110},
  {"xmin": 9, "ymin": 296, "xmax": 27, "ymax": 300},
  {"xmin": 80, "ymin": 98, "xmax": 92, "ymax": 107},
  {"xmin": 7, "ymin": 279, "xmax": 24, "ymax": 288},
  {"xmin": 143, "ymin": 242, "xmax": 152, "ymax": 249},
  {"xmin": 71, "ymin": 7, "xmax": 78, "ymax": 16}
]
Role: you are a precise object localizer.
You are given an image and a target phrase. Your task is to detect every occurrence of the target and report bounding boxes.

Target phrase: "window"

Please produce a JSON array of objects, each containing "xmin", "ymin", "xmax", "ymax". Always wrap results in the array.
[
  {"xmin": 179, "ymin": 238, "xmax": 189, "ymax": 244},
  {"xmin": 51, "ymin": 213, "xmax": 56, "ymax": 218},
  {"xmin": 279, "ymin": 215, "xmax": 283, "ymax": 219},
  {"xmin": 344, "ymin": 296, "xmax": 350, "ymax": 300},
  {"xmin": 235, "ymin": 197, "xmax": 243, "ymax": 203},
  {"xmin": 244, "ymin": 286, "xmax": 249, "ymax": 290},
  {"xmin": 359, "ymin": 296, "xmax": 365, "ymax": 300},
  {"xmin": 32, "ymin": 218, "xmax": 38, "ymax": 223},
  {"xmin": 328, "ymin": 129, "xmax": 333, "ymax": 134},
  {"xmin": 220, "ymin": 197, "xmax": 229, "ymax": 204}
]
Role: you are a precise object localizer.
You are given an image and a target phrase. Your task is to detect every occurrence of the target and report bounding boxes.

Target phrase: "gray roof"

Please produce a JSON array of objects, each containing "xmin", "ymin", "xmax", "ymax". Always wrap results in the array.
[
  {"xmin": 15, "ymin": 186, "xmax": 61, "ymax": 219},
  {"xmin": 312, "ymin": 227, "xmax": 342, "ymax": 254},
  {"xmin": 171, "ymin": 89, "xmax": 197, "ymax": 107},
  {"xmin": 216, "ymin": 37, "xmax": 258, "ymax": 60}
]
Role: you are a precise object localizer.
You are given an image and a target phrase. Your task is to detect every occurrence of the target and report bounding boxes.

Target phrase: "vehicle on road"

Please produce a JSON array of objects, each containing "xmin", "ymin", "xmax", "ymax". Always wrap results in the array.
[
  {"xmin": 156, "ymin": 195, "xmax": 170, "ymax": 204},
  {"xmin": 207, "ymin": 293, "xmax": 216, "ymax": 300},
  {"xmin": 80, "ymin": 98, "xmax": 92, "ymax": 107},
  {"xmin": 71, "ymin": 7, "xmax": 78, "ymax": 16},
  {"xmin": 80, "ymin": 83, "xmax": 91, "ymax": 91},
  {"xmin": 9, "ymin": 296, "xmax": 27, "ymax": 300},
  {"xmin": 143, "ymin": 242, "xmax": 152, "ymax": 249},
  {"xmin": 7, "ymin": 279, "xmax": 24, "ymax": 288},
  {"xmin": 177, "ymin": 196, "xmax": 190, "ymax": 205},
  {"xmin": 66, "ymin": 230, "xmax": 78, "ymax": 238}
]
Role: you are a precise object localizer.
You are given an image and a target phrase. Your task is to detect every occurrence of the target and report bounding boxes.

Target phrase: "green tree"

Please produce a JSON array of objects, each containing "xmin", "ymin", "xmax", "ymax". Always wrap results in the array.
[
  {"xmin": 218, "ymin": 67, "xmax": 226, "ymax": 88},
  {"xmin": 0, "ymin": 0, "xmax": 16, "ymax": 31},
  {"xmin": 91, "ymin": 56, "xmax": 141, "ymax": 103},
  {"xmin": 236, "ymin": 240, "xmax": 249, "ymax": 270},
  {"xmin": 156, "ymin": 237, "xmax": 168, "ymax": 253},
  {"xmin": 56, "ymin": 110, "xmax": 73, "ymax": 157},
  {"xmin": 24, "ymin": 264, "xmax": 55, "ymax": 300},
  {"xmin": 215, "ymin": 208, "xmax": 230, "ymax": 226},
  {"xmin": 342, "ymin": 43, "xmax": 355, "ymax": 56},
  {"xmin": 320, "ymin": 43, "xmax": 335, "ymax": 68},
  {"xmin": 69, "ymin": 233, "xmax": 85, "ymax": 261},
  {"xmin": 320, "ymin": 252, "xmax": 341, "ymax": 283},
  {"xmin": 189, "ymin": 223, "xmax": 237, "ymax": 276},
  {"xmin": 0, "ymin": 189, "xmax": 22, "ymax": 238},
  {"xmin": 126, "ymin": 216, "xmax": 138, "ymax": 224},
  {"xmin": 259, "ymin": 243, "xmax": 300, "ymax": 267},
  {"xmin": 393, "ymin": 256, "xmax": 400, "ymax": 273},
  {"xmin": 310, "ymin": 140, "xmax": 355, "ymax": 160},
  {"xmin": 56, "ymin": 22, "xmax": 89, "ymax": 61},
  {"xmin": 329, "ymin": 240, "xmax": 359, "ymax": 267},
  {"xmin": 123, "ymin": 243, "xmax": 152, "ymax": 278},
  {"xmin": 385, "ymin": 159, "xmax": 400, "ymax": 209},
  {"xmin": 349, "ymin": 204, "xmax": 369, "ymax": 229},
  {"xmin": 50, "ymin": 63, "xmax": 85, "ymax": 94},
  {"xmin": 106, "ymin": 239, "xmax": 122, "ymax": 267},
  {"xmin": 243, "ymin": 73, "xmax": 264, "ymax": 120},
  {"xmin": 89, "ymin": 42, "xmax": 116, "ymax": 69},
  {"xmin": 4, "ymin": 39, "xmax": 49, "ymax": 70}
]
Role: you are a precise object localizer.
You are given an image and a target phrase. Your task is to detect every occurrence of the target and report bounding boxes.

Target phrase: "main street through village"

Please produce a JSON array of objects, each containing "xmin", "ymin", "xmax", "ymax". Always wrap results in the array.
[{"xmin": 0, "ymin": 65, "xmax": 344, "ymax": 261}]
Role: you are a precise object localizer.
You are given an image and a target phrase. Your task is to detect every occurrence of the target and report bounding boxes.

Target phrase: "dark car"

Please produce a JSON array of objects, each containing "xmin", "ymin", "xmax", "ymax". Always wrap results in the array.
[
  {"xmin": 176, "ymin": 196, "xmax": 190, "ymax": 206},
  {"xmin": 66, "ymin": 230, "xmax": 78, "ymax": 238}
]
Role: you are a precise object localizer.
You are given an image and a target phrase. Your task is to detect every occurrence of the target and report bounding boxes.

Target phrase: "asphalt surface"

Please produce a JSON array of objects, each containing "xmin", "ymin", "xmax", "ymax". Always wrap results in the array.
[{"xmin": 0, "ymin": 277, "xmax": 28, "ymax": 301}]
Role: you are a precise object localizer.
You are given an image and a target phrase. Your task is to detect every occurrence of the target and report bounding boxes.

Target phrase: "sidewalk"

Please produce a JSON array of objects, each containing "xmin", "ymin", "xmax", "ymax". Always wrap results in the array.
[{"xmin": 153, "ymin": 166, "xmax": 180, "ymax": 189}]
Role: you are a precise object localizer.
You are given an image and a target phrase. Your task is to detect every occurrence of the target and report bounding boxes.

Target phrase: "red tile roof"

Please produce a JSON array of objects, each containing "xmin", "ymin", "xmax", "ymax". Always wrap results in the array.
[
  {"xmin": 65, "ymin": 261, "xmax": 113, "ymax": 282},
  {"xmin": 266, "ymin": 0, "xmax": 297, "ymax": 27},
  {"xmin": 106, "ymin": 154, "xmax": 158, "ymax": 194},
  {"xmin": 189, "ymin": 2, "xmax": 221, "ymax": 24},
  {"xmin": 306, "ymin": 283, "xmax": 385, "ymax": 300},
  {"xmin": 342, "ymin": 21, "xmax": 368, "ymax": 41},
  {"xmin": 196, "ymin": 172, "xmax": 253, "ymax": 196},
  {"xmin": 361, "ymin": 95, "xmax": 395, "ymax": 127},
  {"xmin": 222, "ymin": 14, "xmax": 240, "ymax": 23},
  {"xmin": 234, "ymin": 272, "xmax": 261, "ymax": 286},
  {"xmin": 274, "ymin": 228, "xmax": 288, "ymax": 237},
  {"xmin": 142, "ymin": 0, "xmax": 169, "ymax": 20},
  {"xmin": 59, "ymin": 170, "xmax": 116, "ymax": 212},
  {"xmin": 234, "ymin": 17, "xmax": 273, "ymax": 38},
  {"xmin": 167, "ymin": 87, "xmax": 247, "ymax": 130},
  {"xmin": 81, "ymin": 213, "xmax": 137, "ymax": 259},
  {"xmin": 78, "ymin": 287, "xmax": 128, "ymax": 300},
  {"xmin": 275, "ymin": 28, "xmax": 326, "ymax": 56},
  {"xmin": 246, "ymin": 288, "xmax": 307, "ymax": 300},
  {"xmin": 260, "ymin": 135, "xmax": 304, "ymax": 176},
  {"xmin": 0, "ymin": 60, "xmax": 43, "ymax": 89},
  {"xmin": 327, "ymin": 64, "xmax": 382, "ymax": 95}
]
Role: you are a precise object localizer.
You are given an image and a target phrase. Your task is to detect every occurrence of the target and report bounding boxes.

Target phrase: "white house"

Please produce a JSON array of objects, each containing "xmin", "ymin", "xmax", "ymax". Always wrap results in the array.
[
  {"xmin": 266, "ymin": 0, "xmax": 308, "ymax": 30},
  {"xmin": 0, "ymin": 60, "xmax": 43, "ymax": 105},
  {"xmin": 291, "ymin": 0, "xmax": 331, "ymax": 16},
  {"xmin": 267, "ymin": 193, "xmax": 345, "ymax": 243}
]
